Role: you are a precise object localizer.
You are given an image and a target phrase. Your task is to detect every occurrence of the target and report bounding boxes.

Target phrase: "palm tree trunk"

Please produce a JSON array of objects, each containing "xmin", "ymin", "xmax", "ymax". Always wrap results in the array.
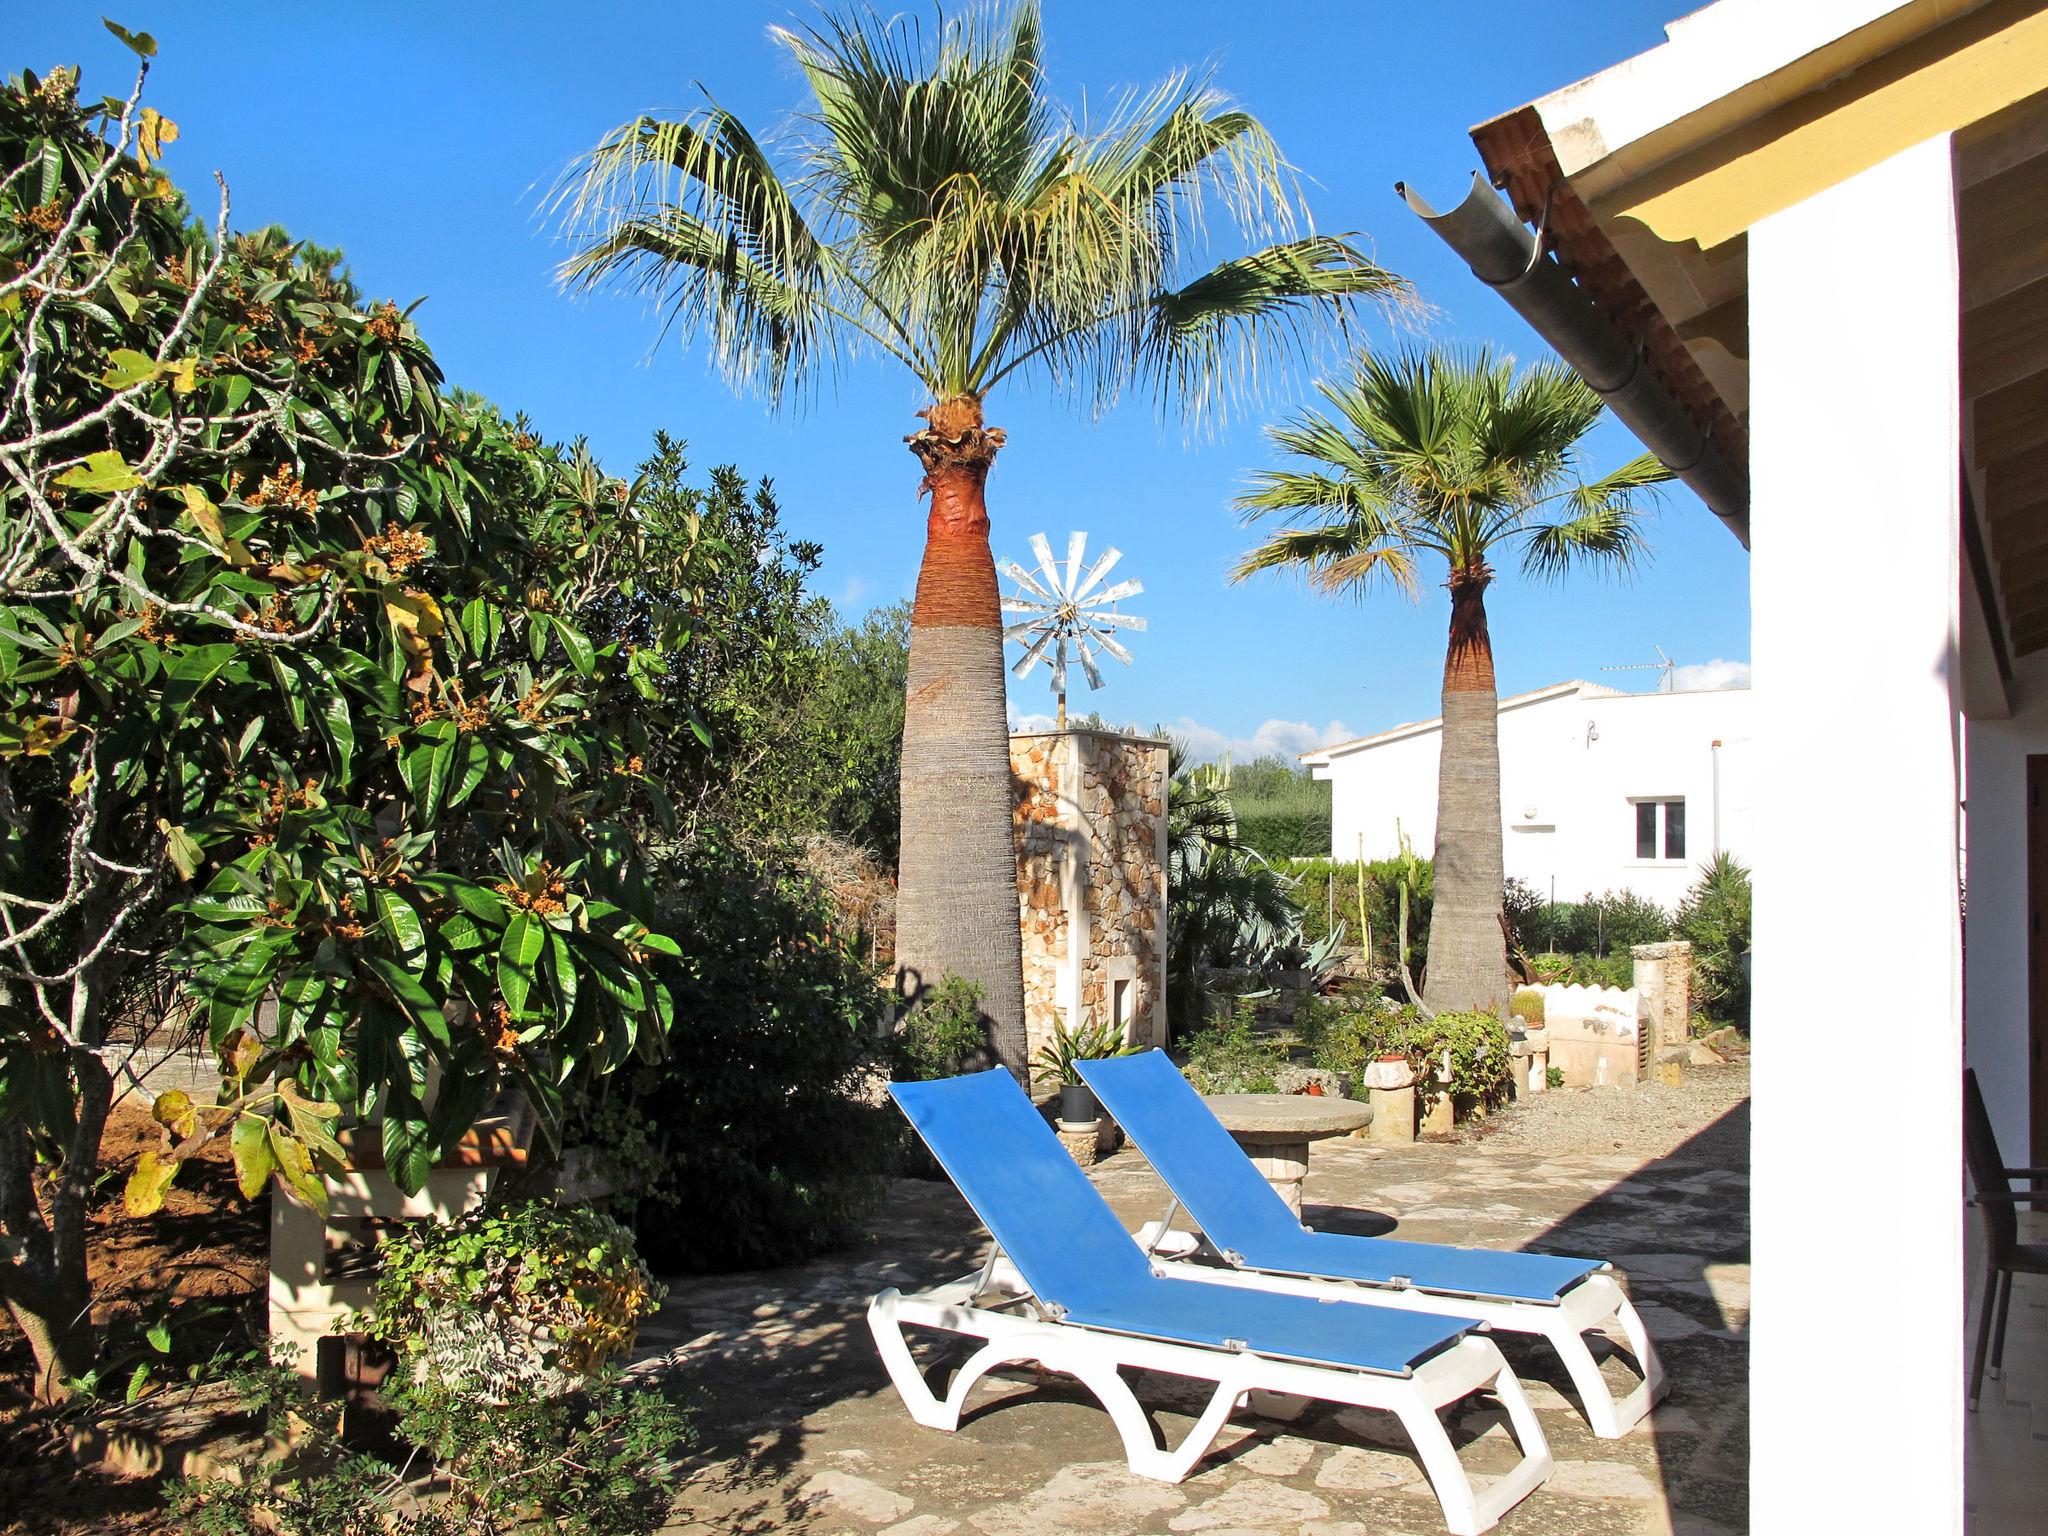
[
  {"xmin": 896, "ymin": 394, "xmax": 1028, "ymax": 1077},
  {"xmin": 1425, "ymin": 564, "xmax": 1507, "ymax": 1014}
]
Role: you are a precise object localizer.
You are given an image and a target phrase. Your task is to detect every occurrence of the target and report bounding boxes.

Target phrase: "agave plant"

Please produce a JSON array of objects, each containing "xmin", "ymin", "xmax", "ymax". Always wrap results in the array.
[{"xmin": 553, "ymin": 1, "xmax": 1404, "ymax": 1074}]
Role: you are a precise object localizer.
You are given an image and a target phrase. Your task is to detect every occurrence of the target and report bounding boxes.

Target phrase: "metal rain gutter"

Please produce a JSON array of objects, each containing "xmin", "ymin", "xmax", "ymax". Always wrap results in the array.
[{"xmin": 1397, "ymin": 174, "xmax": 1751, "ymax": 548}]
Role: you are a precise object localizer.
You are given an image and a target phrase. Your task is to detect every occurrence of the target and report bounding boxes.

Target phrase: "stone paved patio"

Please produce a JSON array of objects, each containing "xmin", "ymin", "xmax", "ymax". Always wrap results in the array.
[
  {"xmin": 632, "ymin": 1070, "xmax": 1750, "ymax": 1535},
  {"xmin": 1966, "ymin": 1205, "xmax": 2048, "ymax": 1532}
]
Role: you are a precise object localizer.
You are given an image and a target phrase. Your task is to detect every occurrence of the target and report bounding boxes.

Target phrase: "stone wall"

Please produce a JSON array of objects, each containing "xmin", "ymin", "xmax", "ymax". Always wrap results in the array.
[
  {"xmin": 1532, "ymin": 981, "xmax": 1646, "ymax": 1087},
  {"xmin": 1629, "ymin": 939, "xmax": 1694, "ymax": 1053},
  {"xmin": 1010, "ymin": 729, "xmax": 1169, "ymax": 1066}
]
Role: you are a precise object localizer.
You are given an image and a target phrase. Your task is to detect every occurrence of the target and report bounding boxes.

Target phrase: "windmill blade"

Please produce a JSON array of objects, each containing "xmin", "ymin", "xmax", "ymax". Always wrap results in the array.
[
  {"xmin": 1089, "ymin": 578, "xmax": 1144, "ymax": 606},
  {"xmin": 1077, "ymin": 641, "xmax": 1105, "ymax": 690},
  {"xmin": 1079, "ymin": 609, "xmax": 1147, "ymax": 632},
  {"xmin": 1091, "ymin": 630, "xmax": 1135, "ymax": 666},
  {"xmin": 1064, "ymin": 531, "xmax": 1087, "ymax": 597},
  {"xmin": 1001, "ymin": 597, "xmax": 1053, "ymax": 616},
  {"xmin": 1073, "ymin": 544, "xmax": 1123, "ymax": 603},
  {"xmin": 1003, "ymin": 618, "xmax": 1049, "ymax": 642},
  {"xmin": 1050, "ymin": 636, "xmax": 1068, "ymax": 697},
  {"xmin": 1029, "ymin": 533, "xmax": 1060, "ymax": 591},
  {"xmin": 1011, "ymin": 628, "xmax": 1056, "ymax": 678},
  {"xmin": 999, "ymin": 559, "xmax": 1053, "ymax": 599}
]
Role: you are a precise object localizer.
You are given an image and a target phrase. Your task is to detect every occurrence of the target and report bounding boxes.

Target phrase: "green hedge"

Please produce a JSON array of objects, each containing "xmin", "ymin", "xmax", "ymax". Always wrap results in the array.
[{"xmin": 1272, "ymin": 857, "xmax": 1433, "ymax": 968}]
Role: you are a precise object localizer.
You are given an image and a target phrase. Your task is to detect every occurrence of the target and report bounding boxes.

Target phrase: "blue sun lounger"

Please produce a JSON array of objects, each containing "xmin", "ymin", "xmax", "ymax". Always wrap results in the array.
[
  {"xmin": 1077, "ymin": 1049, "xmax": 1667, "ymax": 1438},
  {"xmin": 873, "ymin": 1068, "xmax": 1552, "ymax": 1535}
]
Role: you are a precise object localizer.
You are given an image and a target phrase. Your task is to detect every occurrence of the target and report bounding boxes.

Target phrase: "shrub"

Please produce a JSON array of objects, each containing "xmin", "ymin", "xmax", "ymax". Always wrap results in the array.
[
  {"xmin": 1675, "ymin": 852, "xmax": 1752, "ymax": 1031},
  {"xmin": 168, "ymin": 1358, "xmax": 693, "ymax": 1536},
  {"xmin": 1515, "ymin": 889, "xmax": 1672, "ymax": 957},
  {"xmin": 570, "ymin": 838, "xmax": 898, "ymax": 1274},
  {"xmin": 1304, "ymin": 1002, "xmax": 1419, "ymax": 1080},
  {"xmin": 1531, "ymin": 951, "xmax": 1634, "ymax": 990},
  {"xmin": 1411, "ymin": 1011, "xmax": 1515, "ymax": 1114},
  {"xmin": 366, "ymin": 1201, "xmax": 663, "ymax": 1399},
  {"xmin": 892, "ymin": 971, "xmax": 989, "ymax": 1080},
  {"xmin": 1509, "ymin": 988, "xmax": 1546, "ymax": 1024},
  {"xmin": 1180, "ymin": 1006, "xmax": 1286, "ymax": 1094},
  {"xmin": 1305, "ymin": 1004, "xmax": 1512, "ymax": 1117}
]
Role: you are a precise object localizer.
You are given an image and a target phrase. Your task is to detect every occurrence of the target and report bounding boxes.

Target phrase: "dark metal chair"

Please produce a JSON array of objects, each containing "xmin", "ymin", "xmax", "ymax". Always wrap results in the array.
[{"xmin": 1963, "ymin": 1067, "xmax": 2048, "ymax": 1409}]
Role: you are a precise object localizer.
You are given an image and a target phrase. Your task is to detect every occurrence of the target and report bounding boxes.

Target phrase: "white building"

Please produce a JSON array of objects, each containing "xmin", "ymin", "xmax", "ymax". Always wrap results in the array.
[
  {"xmin": 1301, "ymin": 681, "xmax": 1752, "ymax": 909},
  {"xmin": 1411, "ymin": 2, "xmax": 2048, "ymax": 1527}
]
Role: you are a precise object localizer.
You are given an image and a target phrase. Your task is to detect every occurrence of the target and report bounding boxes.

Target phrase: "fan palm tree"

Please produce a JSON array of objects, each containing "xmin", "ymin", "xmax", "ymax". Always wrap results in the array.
[
  {"xmin": 553, "ymin": 1, "xmax": 1403, "ymax": 1073},
  {"xmin": 1232, "ymin": 347, "xmax": 1669, "ymax": 1013}
]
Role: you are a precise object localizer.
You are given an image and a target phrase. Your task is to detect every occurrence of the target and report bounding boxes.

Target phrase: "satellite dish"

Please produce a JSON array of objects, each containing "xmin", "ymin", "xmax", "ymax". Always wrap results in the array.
[{"xmin": 998, "ymin": 531, "xmax": 1146, "ymax": 729}]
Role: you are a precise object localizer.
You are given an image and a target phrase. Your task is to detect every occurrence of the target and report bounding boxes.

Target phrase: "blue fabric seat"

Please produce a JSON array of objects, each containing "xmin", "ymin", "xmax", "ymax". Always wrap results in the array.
[
  {"xmin": 892, "ymin": 1068, "xmax": 1479, "ymax": 1377},
  {"xmin": 1078, "ymin": 1050, "xmax": 1604, "ymax": 1305}
]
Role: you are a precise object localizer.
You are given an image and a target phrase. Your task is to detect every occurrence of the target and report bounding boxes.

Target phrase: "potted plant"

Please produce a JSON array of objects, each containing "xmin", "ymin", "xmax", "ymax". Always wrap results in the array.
[{"xmin": 1033, "ymin": 1016, "xmax": 1142, "ymax": 1126}]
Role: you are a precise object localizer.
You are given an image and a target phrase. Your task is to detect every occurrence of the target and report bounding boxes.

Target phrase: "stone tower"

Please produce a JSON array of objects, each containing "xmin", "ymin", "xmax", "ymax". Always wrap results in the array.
[{"xmin": 1010, "ymin": 727, "xmax": 1169, "ymax": 1066}]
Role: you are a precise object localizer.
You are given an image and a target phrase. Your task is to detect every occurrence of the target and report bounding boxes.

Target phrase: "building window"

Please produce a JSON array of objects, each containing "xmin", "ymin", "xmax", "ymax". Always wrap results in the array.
[{"xmin": 1633, "ymin": 798, "xmax": 1686, "ymax": 861}]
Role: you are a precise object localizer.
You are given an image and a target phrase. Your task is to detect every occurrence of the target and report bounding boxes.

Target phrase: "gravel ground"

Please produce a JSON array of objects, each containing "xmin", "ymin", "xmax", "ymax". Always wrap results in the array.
[{"xmin": 1463, "ymin": 1060, "xmax": 1752, "ymax": 1158}]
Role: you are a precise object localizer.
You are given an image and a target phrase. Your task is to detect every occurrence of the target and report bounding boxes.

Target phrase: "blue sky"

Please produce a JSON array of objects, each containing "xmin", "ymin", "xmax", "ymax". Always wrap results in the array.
[{"xmin": 17, "ymin": 2, "xmax": 1750, "ymax": 759}]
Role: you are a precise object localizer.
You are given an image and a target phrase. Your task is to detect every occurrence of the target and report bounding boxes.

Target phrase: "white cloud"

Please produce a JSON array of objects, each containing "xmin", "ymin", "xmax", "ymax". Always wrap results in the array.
[
  {"xmin": 1004, "ymin": 708, "xmax": 1351, "ymax": 762},
  {"xmin": 1163, "ymin": 715, "xmax": 1357, "ymax": 764},
  {"xmin": 1670, "ymin": 657, "xmax": 1751, "ymax": 691}
]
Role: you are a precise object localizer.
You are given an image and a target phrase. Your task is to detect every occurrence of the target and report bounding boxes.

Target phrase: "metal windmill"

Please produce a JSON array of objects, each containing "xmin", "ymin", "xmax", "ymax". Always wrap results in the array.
[
  {"xmin": 999, "ymin": 531, "xmax": 1146, "ymax": 728},
  {"xmin": 1602, "ymin": 645, "xmax": 1678, "ymax": 692}
]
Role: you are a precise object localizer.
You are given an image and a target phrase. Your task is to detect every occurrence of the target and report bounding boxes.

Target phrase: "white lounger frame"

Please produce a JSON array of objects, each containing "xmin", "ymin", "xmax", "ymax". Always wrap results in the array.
[
  {"xmin": 1136, "ymin": 1219, "xmax": 1667, "ymax": 1440},
  {"xmin": 868, "ymin": 1261, "xmax": 1553, "ymax": 1536}
]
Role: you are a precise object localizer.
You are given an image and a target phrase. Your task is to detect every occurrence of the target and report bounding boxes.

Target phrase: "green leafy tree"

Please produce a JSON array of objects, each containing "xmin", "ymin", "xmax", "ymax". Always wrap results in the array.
[
  {"xmin": 0, "ymin": 50, "xmax": 680, "ymax": 1396},
  {"xmin": 804, "ymin": 599, "xmax": 909, "ymax": 864},
  {"xmin": 553, "ymin": 0, "xmax": 1402, "ymax": 1072},
  {"xmin": 1233, "ymin": 347, "xmax": 1668, "ymax": 1012}
]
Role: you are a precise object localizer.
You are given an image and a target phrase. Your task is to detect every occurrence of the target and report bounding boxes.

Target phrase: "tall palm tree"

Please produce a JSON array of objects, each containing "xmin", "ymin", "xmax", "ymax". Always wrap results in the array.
[
  {"xmin": 1232, "ymin": 348, "xmax": 1669, "ymax": 1013},
  {"xmin": 553, "ymin": 1, "xmax": 1403, "ymax": 1073}
]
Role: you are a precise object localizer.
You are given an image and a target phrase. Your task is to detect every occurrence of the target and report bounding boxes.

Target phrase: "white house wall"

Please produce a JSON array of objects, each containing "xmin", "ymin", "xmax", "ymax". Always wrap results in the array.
[
  {"xmin": 1748, "ymin": 133, "xmax": 1964, "ymax": 1535},
  {"xmin": 1316, "ymin": 686, "xmax": 1753, "ymax": 909},
  {"xmin": 1963, "ymin": 650, "xmax": 2048, "ymax": 1159}
]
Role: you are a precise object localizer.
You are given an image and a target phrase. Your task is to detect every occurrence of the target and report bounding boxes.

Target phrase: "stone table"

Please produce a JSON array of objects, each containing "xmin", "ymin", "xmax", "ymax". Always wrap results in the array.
[{"xmin": 1201, "ymin": 1093, "xmax": 1372, "ymax": 1215}]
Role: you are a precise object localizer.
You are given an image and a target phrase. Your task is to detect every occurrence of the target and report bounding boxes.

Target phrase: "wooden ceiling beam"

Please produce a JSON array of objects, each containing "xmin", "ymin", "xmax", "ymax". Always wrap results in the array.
[
  {"xmin": 1962, "ymin": 155, "xmax": 2048, "ymax": 310},
  {"xmin": 1970, "ymin": 367, "xmax": 2048, "ymax": 465},
  {"xmin": 1983, "ymin": 436, "xmax": 2048, "ymax": 510},
  {"xmin": 1964, "ymin": 270, "xmax": 2048, "ymax": 398}
]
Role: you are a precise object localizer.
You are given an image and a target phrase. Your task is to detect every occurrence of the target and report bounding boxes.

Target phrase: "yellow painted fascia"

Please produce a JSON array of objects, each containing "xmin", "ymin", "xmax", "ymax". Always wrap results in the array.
[{"xmin": 1597, "ymin": 0, "xmax": 2048, "ymax": 250}]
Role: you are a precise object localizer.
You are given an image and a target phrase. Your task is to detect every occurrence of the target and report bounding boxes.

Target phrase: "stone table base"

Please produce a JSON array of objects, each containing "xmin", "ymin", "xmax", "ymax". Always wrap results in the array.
[
  {"xmin": 1199, "ymin": 1093, "xmax": 1372, "ymax": 1215},
  {"xmin": 1243, "ymin": 1140, "xmax": 1313, "ymax": 1214}
]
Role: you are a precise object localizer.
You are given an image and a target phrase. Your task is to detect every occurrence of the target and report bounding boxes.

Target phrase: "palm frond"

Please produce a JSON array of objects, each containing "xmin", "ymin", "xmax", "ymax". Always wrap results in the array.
[
  {"xmin": 551, "ymin": 104, "xmax": 860, "ymax": 397},
  {"xmin": 1236, "ymin": 342, "xmax": 1662, "ymax": 604},
  {"xmin": 1234, "ymin": 467, "xmax": 1371, "ymax": 522},
  {"xmin": 555, "ymin": 0, "xmax": 1401, "ymax": 415},
  {"xmin": 1229, "ymin": 519, "xmax": 1422, "ymax": 601},
  {"xmin": 1520, "ymin": 494, "xmax": 1655, "ymax": 583},
  {"xmin": 558, "ymin": 210, "xmax": 828, "ymax": 396},
  {"xmin": 1136, "ymin": 236, "xmax": 1404, "ymax": 420}
]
